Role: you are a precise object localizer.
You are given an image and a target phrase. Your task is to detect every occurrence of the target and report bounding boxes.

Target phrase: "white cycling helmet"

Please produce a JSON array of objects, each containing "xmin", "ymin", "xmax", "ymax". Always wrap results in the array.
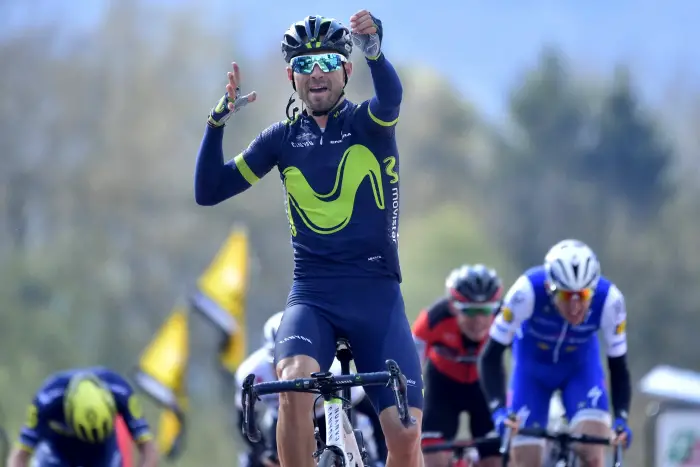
[
  {"xmin": 262, "ymin": 311, "xmax": 284, "ymax": 352},
  {"xmin": 544, "ymin": 239, "xmax": 601, "ymax": 291}
]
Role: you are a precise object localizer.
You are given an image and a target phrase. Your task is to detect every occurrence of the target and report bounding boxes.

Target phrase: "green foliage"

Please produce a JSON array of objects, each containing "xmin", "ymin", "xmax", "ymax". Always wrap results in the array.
[
  {"xmin": 400, "ymin": 203, "xmax": 518, "ymax": 320},
  {"xmin": 583, "ymin": 69, "xmax": 674, "ymax": 216}
]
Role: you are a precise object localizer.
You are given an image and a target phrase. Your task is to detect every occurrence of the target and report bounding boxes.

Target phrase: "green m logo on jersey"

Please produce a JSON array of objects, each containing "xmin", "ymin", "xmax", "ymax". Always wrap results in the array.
[{"xmin": 283, "ymin": 144, "xmax": 388, "ymax": 235}]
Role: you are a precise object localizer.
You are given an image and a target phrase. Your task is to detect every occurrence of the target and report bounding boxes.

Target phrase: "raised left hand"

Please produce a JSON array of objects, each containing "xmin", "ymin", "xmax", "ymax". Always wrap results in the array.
[
  {"xmin": 350, "ymin": 10, "xmax": 377, "ymax": 35},
  {"xmin": 350, "ymin": 10, "xmax": 383, "ymax": 59}
]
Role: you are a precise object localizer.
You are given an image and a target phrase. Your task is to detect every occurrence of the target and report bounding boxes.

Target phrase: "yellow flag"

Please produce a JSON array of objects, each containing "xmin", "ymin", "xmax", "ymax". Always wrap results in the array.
[
  {"xmin": 156, "ymin": 399, "xmax": 187, "ymax": 460},
  {"xmin": 132, "ymin": 306, "xmax": 189, "ymax": 411},
  {"xmin": 191, "ymin": 227, "xmax": 249, "ymax": 372},
  {"xmin": 218, "ymin": 335, "xmax": 246, "ymax": 374}
]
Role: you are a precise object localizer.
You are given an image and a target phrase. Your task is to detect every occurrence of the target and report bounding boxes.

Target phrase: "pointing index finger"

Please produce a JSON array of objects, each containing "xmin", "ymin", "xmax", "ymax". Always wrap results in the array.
[{"xmin": 232, "ymin": 62, "xmax": 241, "ymax": 89}]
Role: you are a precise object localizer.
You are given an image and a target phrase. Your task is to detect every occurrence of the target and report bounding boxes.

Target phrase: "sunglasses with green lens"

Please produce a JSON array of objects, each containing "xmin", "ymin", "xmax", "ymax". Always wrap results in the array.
[
  {"xmin": 290, "ymin": 53, "xmax": 346, "ymax": 74},
  {"xmin": 451, "ymin": 301, "xmax": 499, "ymax": 317}
]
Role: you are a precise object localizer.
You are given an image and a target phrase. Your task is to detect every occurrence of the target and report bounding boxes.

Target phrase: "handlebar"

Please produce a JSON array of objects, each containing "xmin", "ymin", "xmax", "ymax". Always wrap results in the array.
[
  {"xmin": 241, "ymin": 359, "xmax": 415, "ymax": 443},
  {"xmin": 499, "ymin": 422, "xmax": 624, "ymax": 467},
  {"xmin": 517, "ymin": 427, "xmax": 612, "ymax": 445},
  {"xmin": 432, "ymin": 344, "xmax": 479, "ymax": 364},
  {"xmin": 422, "ymin": 437, "xmax": 500, "ymax": 454}
]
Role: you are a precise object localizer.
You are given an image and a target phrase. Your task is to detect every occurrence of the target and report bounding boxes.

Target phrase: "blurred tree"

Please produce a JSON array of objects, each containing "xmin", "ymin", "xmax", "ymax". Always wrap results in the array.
[
  {"xmin": 394, "ymin": 67, "xmax": 489, "ymax": 214},
  {"xmin": 493, "ymin": 47, "xmax": 597, "ymax": 266},
  {"xmin": 581, "ymin": 67, "xmax": 674, "ymax": 220},
  {"xmin": 400, "ymin": 203, "xmax": 518, "ymax": 319},
  {"xmin": 492, "ymin": 48, "xmax": 677, "ymax": 266}
]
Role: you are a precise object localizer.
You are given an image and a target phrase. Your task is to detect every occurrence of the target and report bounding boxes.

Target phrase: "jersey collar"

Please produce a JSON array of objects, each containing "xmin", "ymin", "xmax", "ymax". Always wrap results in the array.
[{"xmin": 301, "ymin": 98, "xmax": 352, "ymax": 120}]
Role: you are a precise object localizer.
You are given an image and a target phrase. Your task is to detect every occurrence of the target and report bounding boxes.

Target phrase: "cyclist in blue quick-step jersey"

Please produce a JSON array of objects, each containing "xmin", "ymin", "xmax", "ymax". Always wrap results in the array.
[{"xmin": 479, "ymin": 240, "xmax": 632, "ymax": 467}]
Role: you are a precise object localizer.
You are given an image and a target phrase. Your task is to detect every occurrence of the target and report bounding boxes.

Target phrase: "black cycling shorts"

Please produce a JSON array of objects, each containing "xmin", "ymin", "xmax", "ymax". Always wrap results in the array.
[
  {"xmin": 421, "ymin": 360, "xmax": 499, "ymax": 459},
  {"xmin": 274, "ymin": 277, "xmax": 423, "ymax": 413}
]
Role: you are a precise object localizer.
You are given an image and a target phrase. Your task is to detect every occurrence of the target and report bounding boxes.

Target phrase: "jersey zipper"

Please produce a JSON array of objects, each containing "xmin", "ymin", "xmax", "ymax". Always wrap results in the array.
[{"xmin": 552, "ymin": 323, "xmax": 569, "ymax": 363}]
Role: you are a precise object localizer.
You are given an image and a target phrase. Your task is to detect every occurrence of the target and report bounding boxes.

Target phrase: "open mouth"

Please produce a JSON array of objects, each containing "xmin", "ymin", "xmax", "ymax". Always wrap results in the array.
[{"xmin": 309, "ymin": 85, "xmax": 328, "ymax": 94}]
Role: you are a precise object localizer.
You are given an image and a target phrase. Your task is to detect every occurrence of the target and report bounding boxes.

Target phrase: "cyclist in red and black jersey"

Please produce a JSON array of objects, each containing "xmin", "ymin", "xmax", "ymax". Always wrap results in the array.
[{"xmin": 413, "ymin": 264, "xmax": 503, "ymax": 467}]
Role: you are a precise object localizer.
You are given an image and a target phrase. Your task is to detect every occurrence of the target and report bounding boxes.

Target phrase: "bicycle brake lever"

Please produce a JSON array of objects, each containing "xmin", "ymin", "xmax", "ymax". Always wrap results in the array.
[
  {"xmin": 499, "ymin": 426, "xmax": 512, "ymax": 455},
  {"xmin": 613, "ymin": 426, "xmax": 625, "ymax": 467},
  {"xmin": 241, "ymin": 374, "xmax": 262, "ymax": 442},
  {"xmin": 499, "ymin": 413, "xmax": 517, "ymax": 457},
  {"xmin": 384, "ymin": 359, "xmax": 414, "ymax": 427}
]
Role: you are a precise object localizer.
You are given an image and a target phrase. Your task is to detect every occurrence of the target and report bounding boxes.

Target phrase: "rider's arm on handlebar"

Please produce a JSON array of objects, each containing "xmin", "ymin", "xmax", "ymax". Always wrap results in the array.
[
  {"xmin": 600, "ymin": 285, "xmax": 631, "ymax": 421},
  {"xmin": 607, "ymin": 354, "xmax": 631, "ymax": 420},
  {"xmin": 478, "ymin": 338, "xmax": 509, "ymax": 410}
]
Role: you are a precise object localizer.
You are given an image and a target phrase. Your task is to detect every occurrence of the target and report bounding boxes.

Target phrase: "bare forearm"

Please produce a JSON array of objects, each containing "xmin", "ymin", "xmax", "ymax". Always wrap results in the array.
[
  {"xmin": 7, "ymin": 447, "xmax": 31, "ymax": 467},
  {"xmin": 137, "ymin": 441, "xmax": 160, "ymax": 467}
]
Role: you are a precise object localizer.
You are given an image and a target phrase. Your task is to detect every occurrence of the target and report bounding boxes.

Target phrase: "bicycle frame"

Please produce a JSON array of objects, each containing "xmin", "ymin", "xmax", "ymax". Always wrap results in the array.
[
  {"xmin": 324, "ymin": 396, "xmax": 363, "ymax": 465},
  {"xmin": 321, "ymin": 339, "xmax": 363, "ymax": 466}
]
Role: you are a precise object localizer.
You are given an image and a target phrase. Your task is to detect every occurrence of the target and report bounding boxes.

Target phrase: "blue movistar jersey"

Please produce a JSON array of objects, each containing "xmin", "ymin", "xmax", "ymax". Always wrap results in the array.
[
  {"xmin": 490, "ymin": 266, "xmax": 628, "ymax": 365},
  {"xmin": 195, "ymin": 54, "xmax": 403, "ymax": 281},
  {"xmin": 17, "ymin": 367, "xmax": 152, "ymax": 466}
]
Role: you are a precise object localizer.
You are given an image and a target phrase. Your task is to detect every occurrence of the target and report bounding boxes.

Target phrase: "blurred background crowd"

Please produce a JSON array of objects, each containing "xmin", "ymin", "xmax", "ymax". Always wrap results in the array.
[{"xmin": 3, "ymin": 1, "xmax": 700, "ymax": 466}]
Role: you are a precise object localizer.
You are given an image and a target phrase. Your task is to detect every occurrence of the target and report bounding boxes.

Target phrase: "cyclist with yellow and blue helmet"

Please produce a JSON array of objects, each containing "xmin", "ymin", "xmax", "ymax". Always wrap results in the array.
[
  {"xmin": 195, "ymin": 9, "xmax": 422, "ymax": 467},
  {"xmin": 8, "ymin": 367, "xmax": 158, "ymax": 467}
]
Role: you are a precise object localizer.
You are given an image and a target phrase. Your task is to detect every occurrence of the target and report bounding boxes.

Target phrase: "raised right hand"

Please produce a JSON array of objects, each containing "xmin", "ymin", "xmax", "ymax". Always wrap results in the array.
[{"xmin": 207, "ymin": 62, "xmax": 257, "ymax": 127}]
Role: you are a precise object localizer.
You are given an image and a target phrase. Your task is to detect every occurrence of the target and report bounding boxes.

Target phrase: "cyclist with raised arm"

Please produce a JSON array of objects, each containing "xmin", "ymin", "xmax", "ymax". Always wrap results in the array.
[
  {"xmin": 7, "ymin": 367, "xmax": 158, "ymax": 467},
  {"xmin": 234, "ymin": 312, "xmax": 388, "ymax": 467},
  {"xmin": 195, "ymin": 9, "xmax": 422, "ymax": 467},
  {"xmin": 478, "ymin": 240, "xmax": 632, "ymax": 467},
  {"xmin": 413, "ymin": 265, "xmax": 502, "ymax": 467}
]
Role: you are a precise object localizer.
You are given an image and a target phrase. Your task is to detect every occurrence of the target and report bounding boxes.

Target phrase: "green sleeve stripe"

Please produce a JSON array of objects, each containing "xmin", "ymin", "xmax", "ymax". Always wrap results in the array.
[
  {"xmin": 16, "ymin": 442, "xmax": 34, "ymax": 453},
  {"xmin": 368, "ymin": 105, "xmax": 399, "ymax": 127},
  {"xmin": 233, "ymin": 153, "xmax": 260, "ymax": 185},
  {"xmin": 135, "ymin": 432, "xmax": 154, "ymax": 443}
]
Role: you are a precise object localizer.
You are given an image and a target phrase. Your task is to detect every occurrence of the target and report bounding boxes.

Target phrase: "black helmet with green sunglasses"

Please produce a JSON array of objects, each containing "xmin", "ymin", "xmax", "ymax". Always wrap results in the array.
[
  {"xmin": 281, "ymin": 15, "xmax": 353, "ymax": 63},
  {"xmin": 281, "ymin": 16, "xmax": 354, "ymax": 119}
]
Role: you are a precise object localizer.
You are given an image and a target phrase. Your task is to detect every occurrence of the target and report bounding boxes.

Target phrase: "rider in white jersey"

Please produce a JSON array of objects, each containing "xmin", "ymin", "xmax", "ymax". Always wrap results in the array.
[
  {"xmin": 235, "ymin": 312, "xmax": 386, "ymax": 467},
  {"xmin": 478, "ymin": 240, "xmax": 632, "ymax": 467}
]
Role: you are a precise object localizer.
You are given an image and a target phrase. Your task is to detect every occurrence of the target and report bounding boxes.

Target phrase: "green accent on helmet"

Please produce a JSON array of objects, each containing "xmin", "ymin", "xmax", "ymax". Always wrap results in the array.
[
  {"xmin": 64, "ymin": 374, "xmax": 116, "ymax": 443},
  {"xmin": 281, "ymin": 15, "xmax": 353, "ymax": 63}
]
